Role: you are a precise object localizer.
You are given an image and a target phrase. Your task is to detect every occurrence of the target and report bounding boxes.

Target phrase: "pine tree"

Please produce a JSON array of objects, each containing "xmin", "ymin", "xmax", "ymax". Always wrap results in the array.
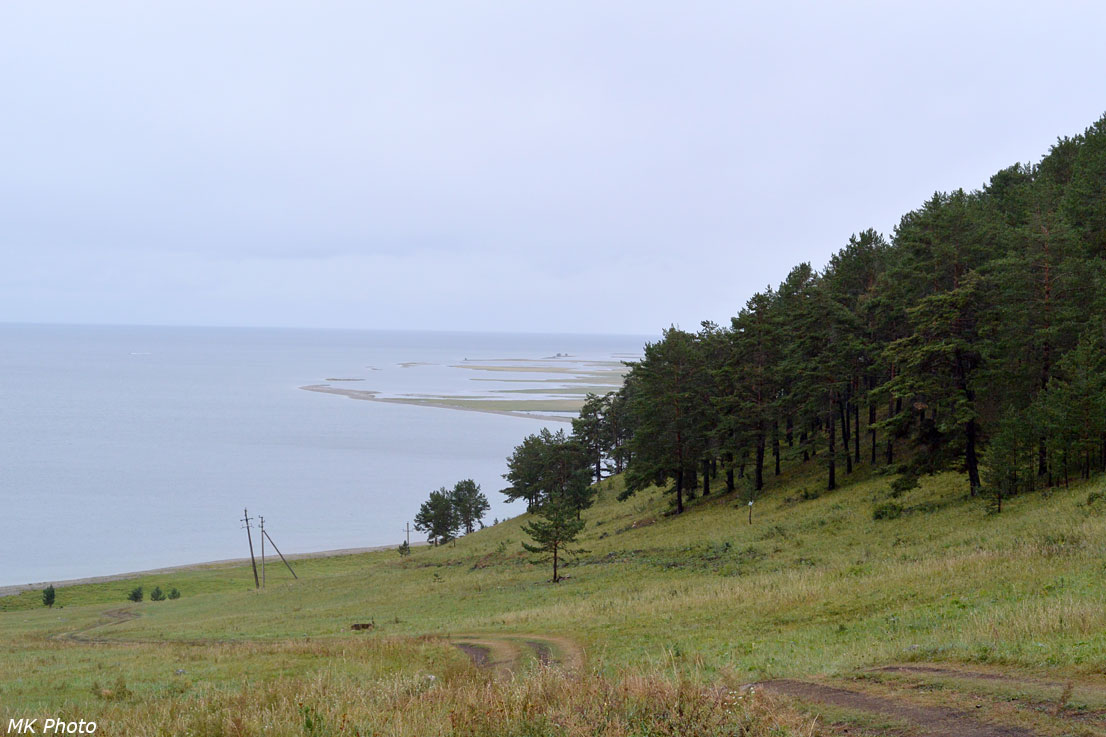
[
  {"xmin": 450, "ymin": 479, "xmax": 490, "ymax": 534},
  {"xmin": 1032, "ymin": 329, "xmax": 1106, "ymax": 483},
  {"xmin": 414, "ymin": 488, "xmax": 460, "ymax": 546},
  {"xmin": 502, "ymin": 428, "xmax": 591, "ymax": 512},
  {"xmin": 621, "ymin": 327, "xmax": 709, "ymax": 513},
  {"xmin": 521, "ymin": 499, "xmax": 586, "ymax": 583},
  {"xmin": 885, "ymin": 270, "xmax": 990, "ymax": 494},
  {"xmin": 1062, "ymin": 115, "xmax": 1106, "ymax": 255},
  {"xmin": 42, "ymin": 585, "xmax": 55, "ymax": 608},
  {"xmin": 572, "ymin": 393, "xmax": 607, "ymax": 482}
]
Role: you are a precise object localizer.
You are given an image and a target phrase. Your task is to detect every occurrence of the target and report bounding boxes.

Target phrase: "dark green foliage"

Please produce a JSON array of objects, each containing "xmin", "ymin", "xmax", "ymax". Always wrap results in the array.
[
  {"xmin": 42, "ymin": 585, "xmax": 55, "ymax": 608},
  {"xmin": 889, "ymin": 473, "xmax": 919, "ymax": 497},
  {"xmin": 127, "ymin": 586, "xmax": 143, "ymax": 603},
  {"xmin": 1062, "ymin": 117, "xmax": 1106, "ymax": 253},
  {"xmin": 502, "ymin": 428, "xmax": 595, "ymax": 515},
  {"xmin": 450, "ymin": 479, "xmax": 490, "ymax": 534},
  {"xmin": 605, "ymin": 113, "xmax": 1106, "ymax": 510},
  {"xmin": 521, "ymin": 499, "xmax": 587, "ymax": 583},
  {"xmin": 572, "ymin": 393, "xmax": 608, "ymax": 482},
  {"xmin": 1029, "ymin": 329, "xmax": 1106, "ymax": 484},
  {"xmin": 414, "ymin": 488, "xmax": 460, "ymax": 546},
  {"xmin": 149, "ymin": 586, "xmax": 165, "ymax": 601},
  {"xmin": 872, "ymin": 502, "xmax": 903, "ymax": 520},
  {"xmin": 397, "ymin": 540, "xmax": 411, "ymax": 557},
  {"xmin": 621, "ymin": 327, "xmax": 710, "ymax": 513},
  {"xmin": 168, "ymin": 588, "xmax": 181, "ymax": 599}
]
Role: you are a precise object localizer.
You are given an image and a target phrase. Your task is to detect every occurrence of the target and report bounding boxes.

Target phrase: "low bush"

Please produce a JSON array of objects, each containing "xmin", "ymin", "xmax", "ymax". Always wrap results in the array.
[{"xmin": 872, "ymin": 502, "xmax": 903, "ymax": 520}]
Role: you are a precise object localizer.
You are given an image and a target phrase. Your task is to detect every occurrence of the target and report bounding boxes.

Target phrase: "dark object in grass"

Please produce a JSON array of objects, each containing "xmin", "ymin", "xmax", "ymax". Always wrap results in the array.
[
  {"xmin": 872, "ymin": 502, "xmax": 904, "ymax": 520},
  {"xmin": 351, "ymin": 621, "xmax": 375, "ymax": 631}
]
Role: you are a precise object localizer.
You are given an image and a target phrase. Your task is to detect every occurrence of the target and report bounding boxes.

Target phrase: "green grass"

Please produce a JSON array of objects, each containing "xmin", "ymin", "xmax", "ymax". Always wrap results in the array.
[{"xmin": 3, "ymin": 457, "xmax": 1105, "ymax": 733}]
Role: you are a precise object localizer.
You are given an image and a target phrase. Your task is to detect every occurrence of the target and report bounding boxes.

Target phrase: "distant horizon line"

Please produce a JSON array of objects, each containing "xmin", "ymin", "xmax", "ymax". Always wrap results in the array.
[{"xmin": 0, "ymin": 319, "xmax": 658, "ymax": 339}]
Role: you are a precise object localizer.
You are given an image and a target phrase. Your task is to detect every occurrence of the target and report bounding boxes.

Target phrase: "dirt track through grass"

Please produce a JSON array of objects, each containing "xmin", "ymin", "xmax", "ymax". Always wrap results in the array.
[
  {"xmin": 757, "ymin": 679, "xmax": 1043, "ymax": 737},
  {"xmin": 54, "ymin": 607, "xmax": 139, "ymax": 644},
  {"xmin": 449, "ymin": 633, "xmax": 584, "ymax": 674}
]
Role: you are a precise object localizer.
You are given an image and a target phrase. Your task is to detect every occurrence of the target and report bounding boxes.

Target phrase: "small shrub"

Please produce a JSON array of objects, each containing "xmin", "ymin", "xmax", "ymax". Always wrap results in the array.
[
  {"xmin": 889, "ymin": 473, "xmax": 919, "ymax": 497},
  {"xmin": 127, "ymin": 586, "xmax": 143, "ymax": 602},
  {"xmin": 168, "ymin": 588, "xmax": 181, "ymax": 600},
  {"xmin": 42, "ymin": 585, "xmax": 55, "ymax": 608},
  {"xmin": 872, "ymin": 502, "xmax": 903, "ymax": 520},
  {"xmin": 150, "ymin": 586, "xmax": 166, "ymax": 601},
  {"xmin": 397, "ymin": 540, "xmax": 411, "ymax": 557}
]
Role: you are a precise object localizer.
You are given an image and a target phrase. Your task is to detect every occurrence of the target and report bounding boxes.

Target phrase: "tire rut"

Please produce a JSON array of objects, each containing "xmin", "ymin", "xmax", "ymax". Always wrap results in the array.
[
  {"xmin": 755, "ymin": 679, "xmax": 1043, "ymax": 737},
  {"xmin": 448, "ymin": 633, "xmax": 583, "ymax": 674}
]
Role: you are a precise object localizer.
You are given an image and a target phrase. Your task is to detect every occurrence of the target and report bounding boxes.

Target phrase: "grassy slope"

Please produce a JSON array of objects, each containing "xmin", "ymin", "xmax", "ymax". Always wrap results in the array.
[{"xmin": 3, "ymin": 459, "xmax": 1105, "ymax": 731}]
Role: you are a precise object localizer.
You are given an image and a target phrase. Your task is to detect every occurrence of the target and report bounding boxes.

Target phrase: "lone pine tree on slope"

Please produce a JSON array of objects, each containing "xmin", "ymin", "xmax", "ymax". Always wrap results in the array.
[{"xmin": 521, "ymin": 499, "xmax": 586, "ymax": 583}]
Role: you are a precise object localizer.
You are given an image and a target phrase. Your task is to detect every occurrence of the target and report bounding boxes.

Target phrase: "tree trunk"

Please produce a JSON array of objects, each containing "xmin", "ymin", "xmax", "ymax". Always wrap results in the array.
[
  {"xmin": 724, "ymin": 451, "xmax": 735, "ymax": 493},
  {"xmin": 786, "ymin": 416, "xmax": 794, "ymax": 447},
  {"xmin": 755, "ymin": 431, "xmax": 765, "ymax": 491},
  {"xmin": 675, "ymin": 467, "xmax": 684, "ymax": 514},
  {"xmin": 553, "ymin": 544, "xmax": 559, "ymax": 583},
  {"xmin": 869, "ymin": 402, "xmax": 877, "ymax": 464},
  {"xmin": 965, "ymin": 417, "xmax": 981, "ymax": 496},
  {"xmin": 839, "ymin": 400, "xmax": 853, "ymax": 475},
  {"xmin": 702, "ymin": 457, "xmax": 711, "ymax": 496},
  {"xmin": 773, "ymin": 420, "xmax": 781, "ymax": 476},
  {"xmin": 827, "ymin": 413, "xmax": 837, "ymax": 491},
  {"xmin": 853, "ymin": 401, "xmax": 861, "ymax": 464}
]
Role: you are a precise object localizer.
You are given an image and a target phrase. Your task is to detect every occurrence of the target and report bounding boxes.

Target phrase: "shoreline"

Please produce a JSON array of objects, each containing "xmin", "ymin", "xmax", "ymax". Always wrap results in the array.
[
  {"xmin": 299, "ymin": 383, "xmax": 575, "ymax": 423},
  {"xmin": 0, "ymin": 542, "xmax": 423, "ymax": 598}
]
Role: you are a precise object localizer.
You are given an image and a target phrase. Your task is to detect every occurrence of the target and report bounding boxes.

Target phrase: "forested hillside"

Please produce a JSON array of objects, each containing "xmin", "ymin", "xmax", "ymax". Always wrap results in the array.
[{"xmin": 510, "ymin": 114, "xmax": 1106, "ymax": 520}]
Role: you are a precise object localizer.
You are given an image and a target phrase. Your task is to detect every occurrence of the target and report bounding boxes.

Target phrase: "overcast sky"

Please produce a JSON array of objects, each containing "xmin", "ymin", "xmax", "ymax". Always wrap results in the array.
[{"xmin": 2, "ymin": 2, "xmax": 1104, "ymax": 335}]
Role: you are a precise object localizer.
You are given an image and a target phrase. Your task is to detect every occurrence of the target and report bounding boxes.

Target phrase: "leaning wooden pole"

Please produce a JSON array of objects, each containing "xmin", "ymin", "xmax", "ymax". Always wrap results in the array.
[
  {"xmin": 260, "ymin": 516, "xmax": 266, "ymax": 588},
  {"xmin": 242, "ymin": 508, "xmax": 260, "ymax": 589},
  {"xmin": 263, "ymin": 529, "xmax": 298, "ymax": 579}
]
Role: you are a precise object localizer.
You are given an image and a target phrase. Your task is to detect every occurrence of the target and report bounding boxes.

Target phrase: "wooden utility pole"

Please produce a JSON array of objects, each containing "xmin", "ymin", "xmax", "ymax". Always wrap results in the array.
[
  {"xmin": 405, "ymin": 522, "xmax": 410, "ymax": 547},
  {"xmin": 242, "ymin": 508, "xmax": 260, "ymax": 589},
  {"xmin": 262, "ymin": 528, "xmax": 298, "ymax": 579},
  {"xmin": 260, "ymin": 516, "xmax": 266, "ymax": 588}
]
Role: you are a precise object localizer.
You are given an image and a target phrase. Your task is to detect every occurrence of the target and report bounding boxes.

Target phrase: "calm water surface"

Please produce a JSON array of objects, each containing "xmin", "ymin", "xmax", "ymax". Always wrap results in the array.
[{"xmin": 0, "ymin": 324, "xmax": 644, "ymax": 585}]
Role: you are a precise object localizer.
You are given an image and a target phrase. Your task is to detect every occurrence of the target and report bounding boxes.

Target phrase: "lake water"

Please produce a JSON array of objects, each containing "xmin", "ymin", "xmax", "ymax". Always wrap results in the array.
[{"xmin": 0, "ymin": 324, "xmax": 645, "ymax": 586}]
